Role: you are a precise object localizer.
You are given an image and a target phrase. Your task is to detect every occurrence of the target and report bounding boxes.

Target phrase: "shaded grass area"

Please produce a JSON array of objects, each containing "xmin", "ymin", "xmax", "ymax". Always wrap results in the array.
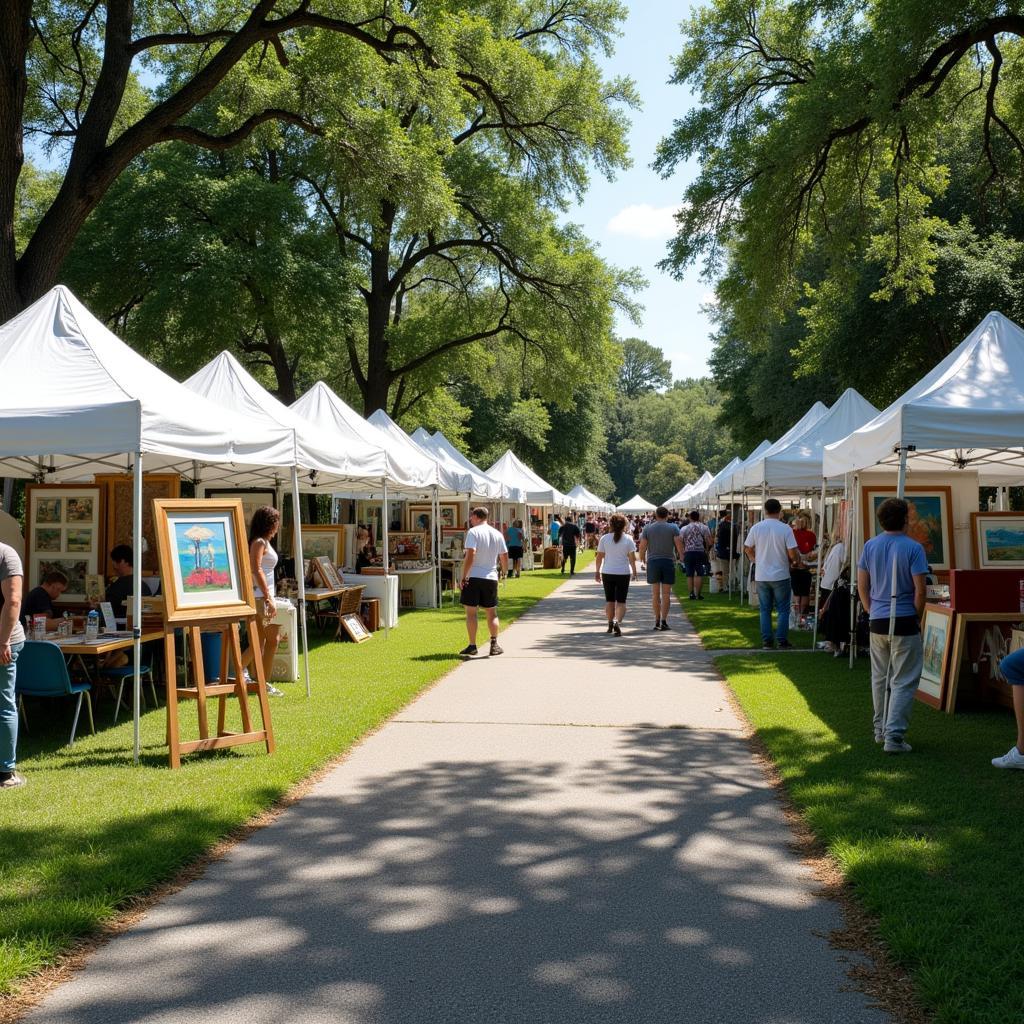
[
  {"xmin": 716, "ymin": 651, "xmax": 1022, "ymax": 1024},
  {"xmin": 674, "ymin": 583, "xmax": 814, "ymax": 649},
  {"xmin": 0, "ymin": 557, "xmax": 588, "ymax": 996}
]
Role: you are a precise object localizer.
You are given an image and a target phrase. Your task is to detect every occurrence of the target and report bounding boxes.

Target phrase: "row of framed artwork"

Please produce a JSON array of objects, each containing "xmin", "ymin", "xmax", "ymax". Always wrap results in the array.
[
  {"xmin": 918, "ymin": 606, "xmax": 1022, "ymax": 712},
  {"xmin": 861, "ymin": 485, "xmax": 1024, "ymax": 572}
]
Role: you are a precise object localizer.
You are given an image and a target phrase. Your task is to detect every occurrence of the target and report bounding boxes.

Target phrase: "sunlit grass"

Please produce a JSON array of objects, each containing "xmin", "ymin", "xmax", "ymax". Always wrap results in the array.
[
  {"xmin": 0, "ymin": 557, "xmax": 589, "ymax": 995},
  {"xmin": 716, "ymin": 651, "xmax": 1024, "ymax": 1024},
  {"xmin": 675, "ymin": 584, "xmax": 814, "ymax": 649}
]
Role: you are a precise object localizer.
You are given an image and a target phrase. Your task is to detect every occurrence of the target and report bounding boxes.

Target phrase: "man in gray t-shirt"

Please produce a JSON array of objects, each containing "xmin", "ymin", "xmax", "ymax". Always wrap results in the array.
[
  {"xmin": 639, "ymin": 507, "xmax": 684, "ymax": 631},
  {"xmin": 0, "ymin": 541, "xmax": 25, "ymax": 788}
]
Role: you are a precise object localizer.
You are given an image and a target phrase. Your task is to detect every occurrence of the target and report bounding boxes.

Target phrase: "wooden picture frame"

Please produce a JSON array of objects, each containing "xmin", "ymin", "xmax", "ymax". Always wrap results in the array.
[
  {"xmin": 95, "ymin": 472, "xmax": 180, "ymax": 575},
  {"xmin": 918, "ymin": 604, "xmax": 953, "ymax": 709},
  {"xmin": 24, "ymin": 484, "xmax": 104, "ymax": 604},
  {"xmin": 299, "ymin": 525, "xmax": 346, "ymax": 566},
  {"xmin": 944, "ymin": 611, "xmax": 1024, "ymax": 713},
  {"xmin": 388, "ymin": 531, "xmax": 426, "ymax": 560},
  {"xmin": 862, "ymin": 485, "xmax": 955, "ymax": 572},
  {"xmin": 969, "ymin": 511, "xmax": 1024, "ymax": 569},
  {"xmin": 407, "ymin": 503, "xmax": 462, "ymax": 535},
  {"xmin": 313, "ymin": 555, "xmax": 343, "ymax": 590},
  {"xmin": 152, "ymin": 498, "xmax": 255, "ymax": 624},
  {"xmin": 339, "ymin": 612, "xmax": 371, "ymax": 643}
]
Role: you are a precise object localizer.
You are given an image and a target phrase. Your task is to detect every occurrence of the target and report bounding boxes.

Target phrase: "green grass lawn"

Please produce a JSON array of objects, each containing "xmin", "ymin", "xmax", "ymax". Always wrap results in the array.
[
  {"xmin": 716, "ymin": 651, "xmax": 1023, "ymax": 1024},
  {"xmin": 0, "ymin": 556, "xmax": 589, "ymax": 997},
  {"xmin": 674, "ymin": 582, "xmax": 815, "ymax": 649}
]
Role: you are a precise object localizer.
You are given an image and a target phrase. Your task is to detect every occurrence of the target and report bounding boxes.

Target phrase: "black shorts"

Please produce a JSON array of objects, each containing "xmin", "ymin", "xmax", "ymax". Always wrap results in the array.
[
  {"xmin": 602, "ymin": 573, "xmax": 631, "ymax": 604},
  {"xmin": 683, "ymin": 551, "xmax": 706, "ymax": 578},
  {"xmin": 508, "ymin": 546, "xmax": 524, "ymax": 560},
  {"xmin": 461, "ymin": 577, "xmax": 499, "ymax": 608},
  {"xmin": 790, "ymin": 568, "xmax": 812, "ymax": 597}
]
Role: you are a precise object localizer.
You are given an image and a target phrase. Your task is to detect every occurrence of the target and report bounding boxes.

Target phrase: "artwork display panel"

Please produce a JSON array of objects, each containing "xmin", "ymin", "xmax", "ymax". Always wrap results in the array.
[
  {"xmin": 153, "ymin": 499, "xmax": 255, "ymax": 624},
  {"xmin": 861, "ymin": 486, "xmax": 955, "ymax": 572},
  {"xmin": 205, "ymin": 489, "xmax": 278, "ymax": 538},
  {"xmin": 969, "ymin": 512, "xmax": 1024, "ymax": 569},
  {"xmin": 407, "ymin": 503, "xmax": 462, "ymax": 540},
  {"xmin": 96, "ymin": 473, "xmax": 180, "ymax": 575},
  {"xmin": 24, "ymin": 484, "xmax": 104, "ymax": 604},
  {"xmin": 918, "ymin": 605, "xmax": 953, "ymax": 709}
]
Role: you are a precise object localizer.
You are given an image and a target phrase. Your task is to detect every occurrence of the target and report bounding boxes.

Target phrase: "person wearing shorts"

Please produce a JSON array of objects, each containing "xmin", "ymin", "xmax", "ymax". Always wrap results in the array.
[
  {"xmin": 680, "ymin": 511, "xmax": 713, "ymax": 600},
  {"xmin": 505, "ymin": 519, "xmax": 525, "ymax": 578},
  {"xmin": 594, "ymin": 514, "xmax": 637, "ymax": 637},
  {"xmin": 639, "ymin": 507, "xmax": 684, "ymax": 630},
  {"xmin": 459, "ymin": 507, "xmax": 509, "ymax": 658},
  {"xmin": 992, "ymin": 647, "xmax": 1024, "ymax": 768}
]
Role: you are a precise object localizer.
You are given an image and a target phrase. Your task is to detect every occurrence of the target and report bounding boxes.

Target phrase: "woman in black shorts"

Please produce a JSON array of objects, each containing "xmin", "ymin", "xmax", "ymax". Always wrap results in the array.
[
  {"xmin": 595, "ymin": 513, "xmax": 638, "ymax": 636},
  {"xmin": 505, "ymin": 519, "xmax": 526, "ymax": 578}
]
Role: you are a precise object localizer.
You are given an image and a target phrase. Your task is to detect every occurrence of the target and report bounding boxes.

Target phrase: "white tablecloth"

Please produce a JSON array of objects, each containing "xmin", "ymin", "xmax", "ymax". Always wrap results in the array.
[{"xmin": 342, "ymin": 573, "xmax": 399, "ymax": 628}]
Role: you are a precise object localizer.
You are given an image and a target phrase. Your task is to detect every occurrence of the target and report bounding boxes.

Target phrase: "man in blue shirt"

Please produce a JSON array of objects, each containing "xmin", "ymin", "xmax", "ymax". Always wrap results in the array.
[{"xmin": 856, "ymin": 498, "xmax": 929, "ymax": 754}]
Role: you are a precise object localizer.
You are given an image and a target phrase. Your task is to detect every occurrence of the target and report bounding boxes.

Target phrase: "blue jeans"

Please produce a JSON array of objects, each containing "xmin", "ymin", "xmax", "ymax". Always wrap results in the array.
[
  {"xmin": 1, "ymin": 642, "xmax": 24, "ymax": 772},
  {"xmin": 758, "ymin": 578, "xmax": 792, "ymax": 644}
]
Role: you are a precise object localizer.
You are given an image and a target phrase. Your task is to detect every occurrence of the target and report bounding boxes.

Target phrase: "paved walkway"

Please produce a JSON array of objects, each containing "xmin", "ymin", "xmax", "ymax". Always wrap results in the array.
[{"xmin": 28, "ymin": 577, "xmax": 887, "ymax": 1024}]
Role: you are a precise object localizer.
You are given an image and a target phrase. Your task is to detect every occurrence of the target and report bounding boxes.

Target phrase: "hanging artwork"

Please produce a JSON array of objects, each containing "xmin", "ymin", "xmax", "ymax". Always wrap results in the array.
[
  {"xmin": 95, "ymin": 473, "xmax": 181, "ymax": 575},
  {"xmin": 970, "ymin": 512, "xmax": 1024, "ymax": 569},
  {"xmin": 24, "ymin": 484, "xmax": 104, "ymax": 604},
  {"xmin": 861, "ymin": 486, "xmax": 955, "ymax": 572}
]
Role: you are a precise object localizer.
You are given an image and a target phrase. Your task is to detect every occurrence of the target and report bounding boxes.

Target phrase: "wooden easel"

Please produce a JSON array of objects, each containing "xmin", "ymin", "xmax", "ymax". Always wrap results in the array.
[{"xmin": 164, "ymin": 614, "xmax": 275, "ymax": 769}]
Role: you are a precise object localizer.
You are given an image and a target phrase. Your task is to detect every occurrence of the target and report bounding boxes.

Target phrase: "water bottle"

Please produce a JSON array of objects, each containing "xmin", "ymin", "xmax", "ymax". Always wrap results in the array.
[{"xmin": 85, "ymin": 609, "xmax": 100, "ymax": 641}]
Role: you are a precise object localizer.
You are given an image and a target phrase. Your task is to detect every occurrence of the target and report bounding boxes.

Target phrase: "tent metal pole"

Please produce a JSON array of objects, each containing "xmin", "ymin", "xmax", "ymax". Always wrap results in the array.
[
  {"xmin": 132, "ymin": 450, "xmax": 143, "ymax": 766},
  {"xmin": 849, "ymin": 473, "xmax": 859, "ymax": 669},
  {"xmin": 291, "ymin": 467, "xmax": 311, "ymax": 698},
  {"xmin": 896, "ymin": 445, "xmax": 909, "ymax": 500},
  {"xmin": 382, "ymin": 477, "xmax": 390, "ymax": 640},
  {"xmin": 812, "ymin": 476, "xmax": 827, "ymax": 649}
]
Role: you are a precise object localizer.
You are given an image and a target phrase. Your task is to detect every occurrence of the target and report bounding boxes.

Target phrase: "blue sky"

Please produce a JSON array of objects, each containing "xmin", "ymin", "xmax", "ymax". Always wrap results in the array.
[{"xmin": 564, "ymin": 0, "xmax": 715, "ymax": 379}]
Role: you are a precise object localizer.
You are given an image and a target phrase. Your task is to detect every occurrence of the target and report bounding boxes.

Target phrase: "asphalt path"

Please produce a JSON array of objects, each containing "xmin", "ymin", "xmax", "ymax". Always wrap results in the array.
[{"xmin": 27, "ymin": 573, "xmax": 888, "ymax": 1024}]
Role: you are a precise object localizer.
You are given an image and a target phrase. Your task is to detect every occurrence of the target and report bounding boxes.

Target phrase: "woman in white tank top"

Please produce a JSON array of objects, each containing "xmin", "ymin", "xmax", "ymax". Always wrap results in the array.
[{"xmin": 244, "ymin": 506, "xmax": 284, "ymax": 695}]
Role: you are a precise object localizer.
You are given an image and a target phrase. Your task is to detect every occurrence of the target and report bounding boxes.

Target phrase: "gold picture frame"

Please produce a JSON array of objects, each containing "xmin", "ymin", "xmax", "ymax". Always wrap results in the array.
[
  {"xmin": 152, "ymin": 498, "xmax": 255, "ymax": 624},
  {"xmin": 300, "ymin": 525, "xmax": 346, "ymax": 565},
  {"xmin": 861, "ymin": 485, "xmax": 955, "ymax": 572}
]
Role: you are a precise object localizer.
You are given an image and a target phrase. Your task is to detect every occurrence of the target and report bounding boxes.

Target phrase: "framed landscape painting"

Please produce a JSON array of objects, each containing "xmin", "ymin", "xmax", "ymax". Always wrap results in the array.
[
  {"xmin": 918, "ymin": 605, "xmax": 953, "ymax": 709},
  {"xmin": 153, "ymin": 498, "xmax": 255, "ymax": 623},
  {"xmin": 300, "ymin": 525, "xmax": 345, "ymax": 565},
  {"xmin": 862, "ymin": 486, "xmax": 955, "ymax": 572},
  {"xmin": 970, "ymin": 512, "xmax": 1024, "ymax": 569}
]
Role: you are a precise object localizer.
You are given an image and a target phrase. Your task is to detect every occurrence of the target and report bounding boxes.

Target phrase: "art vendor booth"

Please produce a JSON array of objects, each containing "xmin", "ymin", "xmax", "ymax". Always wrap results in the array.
[
  {"xmin": 823, "ymin": 311, "xmax": 1024, "ymax": 716},
  {"xmin": 0, "ymin": 287, "xmax": 308, "ymax": 767}
]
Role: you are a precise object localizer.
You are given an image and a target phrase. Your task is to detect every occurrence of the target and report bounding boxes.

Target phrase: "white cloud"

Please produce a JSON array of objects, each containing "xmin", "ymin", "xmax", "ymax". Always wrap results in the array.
[{"xmin": 606, "ymin": 203, "xmax": 682, "ymax": 240}]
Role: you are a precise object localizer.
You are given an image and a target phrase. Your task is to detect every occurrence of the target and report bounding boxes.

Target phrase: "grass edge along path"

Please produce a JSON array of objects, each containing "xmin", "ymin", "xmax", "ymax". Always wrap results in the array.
[
  {"xmin": 0, "ymin": 555, "xmax": 591, "ymax": 1006},
  {"xmin": 673, "ymin": 580, "xmax": 815, "ymax": 650},
  {"xmin": 710, "ymin": 649, "xmax": 1023, "ymax": 1024}
]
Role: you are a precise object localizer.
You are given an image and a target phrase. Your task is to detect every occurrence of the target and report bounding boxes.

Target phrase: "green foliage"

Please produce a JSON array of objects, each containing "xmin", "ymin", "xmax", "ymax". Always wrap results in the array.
[
  {"xmin": 617, "ymin": 336, "xmax": 671, "ymax": 397},
  {"xmin": 637, "ymin": 453, "xmax": 695, "ymax": 505}
]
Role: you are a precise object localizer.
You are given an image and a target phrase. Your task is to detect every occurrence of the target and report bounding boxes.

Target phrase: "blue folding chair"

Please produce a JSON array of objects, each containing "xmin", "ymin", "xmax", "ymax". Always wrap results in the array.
[
  {"xmin": 15, "ymin": 641, "xmax": 95, "ymax": 745},
  {"xmin": 101, "ymin": 652, "xmax": 158, "ymax": 723}
]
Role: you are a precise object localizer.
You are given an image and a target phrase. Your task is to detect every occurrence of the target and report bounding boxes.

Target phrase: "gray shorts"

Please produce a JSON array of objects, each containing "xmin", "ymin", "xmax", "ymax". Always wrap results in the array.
[{"xmin": 646, "ymin": 558, "xmax": 676, "ymax": 585}]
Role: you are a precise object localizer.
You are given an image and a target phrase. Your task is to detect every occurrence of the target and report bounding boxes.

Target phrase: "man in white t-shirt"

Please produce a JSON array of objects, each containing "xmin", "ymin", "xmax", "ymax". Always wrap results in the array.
[
  {"xmin": 460, "ymin": 506, "xmax": 509, "ymax": 658},
  {"xmin": 743, "ymin": 498, "xmax": 799, "ymax": 650}
]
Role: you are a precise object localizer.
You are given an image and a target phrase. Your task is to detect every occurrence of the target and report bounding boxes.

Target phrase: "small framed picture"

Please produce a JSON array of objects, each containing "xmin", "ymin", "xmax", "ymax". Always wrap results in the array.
[
  {"xmin": 918, "ymin": 605, "xmax": 954, "ymax": 709},
  {"xmin": 85, "ymin": 574, "xmax": 105, "ymax": 603},
  {"xmin": 152, "ymin": 498, "xmax": 255, "ymax": 624},
  {"xmin": 313, "ymin": 555, "xmax": 344, "ymax": 590},
  {"xmin": 970, "ymin": 512, "xmax": 1024, "ymax": 569},
  {"xmin": 339, "ymin": 613, "xmax": 371, "ymax": 643}
]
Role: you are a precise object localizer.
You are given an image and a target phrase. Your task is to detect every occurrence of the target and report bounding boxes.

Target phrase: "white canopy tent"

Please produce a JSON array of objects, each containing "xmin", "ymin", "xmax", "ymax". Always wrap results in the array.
[
  {"xmin": 0, "ymin": 286, "xmax": 296, "ymax": 763},
  {"xmin": 616, "ymin": 494, "xmax": 657, "ymax": 514},
  {"xmin": 736, "ymin": 402, "xmax": 830, "ymax": 492},
  {"xmin": 486, "ymin": 450, "xmax": 571, "ymax": 507},
  {"xmin": 824, "ymin": 311, "xmax": 1024, "ymax": 484},
  {"xmin": 567, "ymin": 484, "xmax": 613, "ymax": 513},
  {"xmin": 689, "ymin": 457, "xmax": 742, "ymax": 506},
  {"xmin": 666, "ymin": 470, "xmax": 713, "ymax": 510},
  {"xmin": 753, "ymin": 389, "xmax": 879, "ymax": 492}
]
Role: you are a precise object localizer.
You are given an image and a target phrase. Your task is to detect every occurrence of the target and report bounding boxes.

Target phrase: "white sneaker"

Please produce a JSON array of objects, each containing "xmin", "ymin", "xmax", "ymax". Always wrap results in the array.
[
  {"xmin": 266, "ymin": 683, "xmax": 286, "ymax": 697},
  {"xmin": 991, "ymin": 745, "xmax": 1024, "ymax": 770}
]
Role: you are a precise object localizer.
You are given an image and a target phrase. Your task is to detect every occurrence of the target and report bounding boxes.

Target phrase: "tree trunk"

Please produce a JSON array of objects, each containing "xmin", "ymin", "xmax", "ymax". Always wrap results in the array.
[
  {"xmin": 0, "ymin": 2, "xmax": 31, "ymax": 322},
  {"xmin": 361, "ymin": 202, "xmax": 397, "ymax": 415}
]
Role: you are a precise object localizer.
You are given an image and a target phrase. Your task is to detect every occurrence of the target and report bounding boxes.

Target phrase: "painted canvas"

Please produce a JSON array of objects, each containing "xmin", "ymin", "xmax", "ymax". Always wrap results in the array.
[
  {"xmin": 300, "ymin": 526, "xmax": 344, "ymax": 564},
  {"xmin": 864, "ymin": 487, "xmax": 954, "ymax": 571},
  {"xmin": 918, "ymin": 606, "xmax": 952, "ymax": 708},
  {"xmin": 35, "ymin": 528, "xmax": 61, "ymax": 552},
  {"xmin": 36, "ymin": 499, "xmax": 61, "ymax": 524},
  {"xmin": 66, "ymin": 497, "xmax": 94, "ymax": 522},
  {"xmin": 66, "ymin": 528, "xmax": 93, "ymax": 553},
  {"xmin": 971, "ymin": 513, "xmax": 1024, "ymax": 568},
  {"xmin": 39, "ymin": 559, "xmax": 88, "ymax": 595},
  {"xmin": 173, "ymin": 520, "xmax": 234, "ymax": 594}
]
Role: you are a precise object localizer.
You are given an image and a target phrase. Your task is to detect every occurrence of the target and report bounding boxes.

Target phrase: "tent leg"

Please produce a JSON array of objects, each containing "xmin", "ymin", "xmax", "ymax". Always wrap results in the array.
[
  {"xmin": 849, "ymin": 474, "xmax": 859, "ymax": 670},
  {"xmin": 292, "ymin": 467, "xmax": 311, "ymax": 698},
  {"xmin": 812, "ymin": 476, "xmax": 827, "ymax": 650},
  {"xmin": 382, "ymin": 478, "xmax": 390, "ymax": 640},
  {"xmin": 132, "ymin": 450, "xmax": 143, "ymax": 766}
]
